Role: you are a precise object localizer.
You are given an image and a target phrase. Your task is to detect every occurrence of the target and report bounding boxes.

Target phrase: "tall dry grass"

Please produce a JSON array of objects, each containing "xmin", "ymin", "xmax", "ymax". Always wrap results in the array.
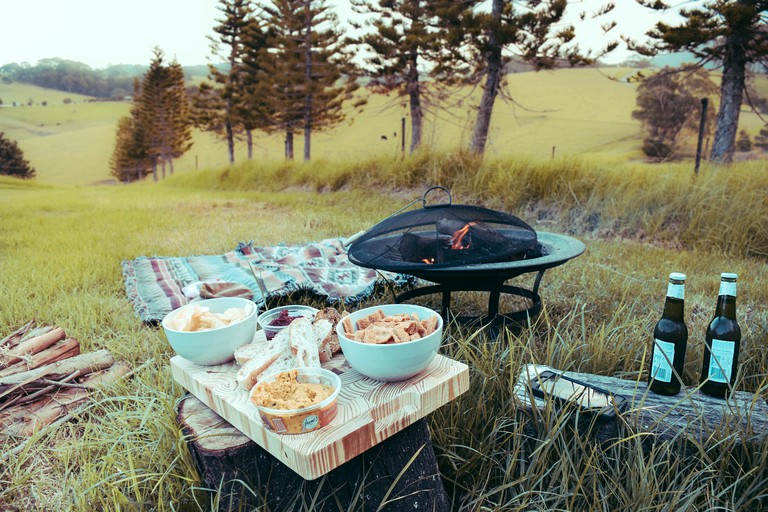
[{"xmin": 1, "ymin": 152, "xmax": 767, "ymax": 510}]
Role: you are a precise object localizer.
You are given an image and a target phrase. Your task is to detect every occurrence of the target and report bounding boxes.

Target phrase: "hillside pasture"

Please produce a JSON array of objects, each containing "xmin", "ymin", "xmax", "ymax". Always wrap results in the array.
[
  {"xmin": 3, "ymin": 67, "xmax": 767, "ymax": 187},
  {"xmin": 3, "ymin": 68, "xmax": 646, "ymax": 185}
]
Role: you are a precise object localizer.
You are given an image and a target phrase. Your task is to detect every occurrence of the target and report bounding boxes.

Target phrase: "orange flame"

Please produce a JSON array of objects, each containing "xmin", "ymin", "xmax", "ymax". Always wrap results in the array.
[{"xmin": 451, "ymin": 222, "xmax": 477, "ymax": 250}]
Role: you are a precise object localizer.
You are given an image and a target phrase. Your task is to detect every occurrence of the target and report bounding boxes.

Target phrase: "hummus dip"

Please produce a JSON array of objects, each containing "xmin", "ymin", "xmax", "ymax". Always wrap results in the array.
[{"xmin": 251, "ymin": 369, "xmax": 334, "ymax": 410}]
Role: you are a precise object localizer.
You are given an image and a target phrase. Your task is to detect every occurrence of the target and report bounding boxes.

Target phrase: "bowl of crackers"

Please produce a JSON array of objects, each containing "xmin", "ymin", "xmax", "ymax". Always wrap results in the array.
[
  {"xmin": 336, "ymin": 304, "xmax": 443, "ymax": 382},
  {"xmin": 162, "ymin": 297, "xmax": 258, "ymax": 365}
]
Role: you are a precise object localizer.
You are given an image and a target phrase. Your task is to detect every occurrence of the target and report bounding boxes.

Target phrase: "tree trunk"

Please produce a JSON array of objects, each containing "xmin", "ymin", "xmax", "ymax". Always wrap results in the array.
[
  {"xmin": 304, "ymin": 0, "xmax": 313, "ymax": 162},
  {"xmin": 225, "ymin": 97, "xmax": 235, "ymax": 165},
  {"xmin": 176, "ymin": 395, "xmax": 450, "ymax": 512},
  {"xmin": 470, "ymin": 0, "xmax": 503, "ymax": 155},
  {"xmin": 152, "ymin": 158, "xmax": 158, "ymax": 182},
  {"xmin": 246, "ymin": 130, "xmax": 253, "ymax": 160},
  {"xmin": 710, "ymin": 1, "xmax": 752, "ymax": 164},
  {"xmin": 285, "ymin": 130, "xmax": 294, "ymax": 160},
  {"xmin": 407, "ymin": 54, "xmax": 423, "ymax": 154}
]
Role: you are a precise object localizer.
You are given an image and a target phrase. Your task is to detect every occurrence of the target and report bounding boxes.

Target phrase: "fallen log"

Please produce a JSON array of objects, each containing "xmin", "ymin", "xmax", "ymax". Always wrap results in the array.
[{"xmin": 514, "ymin": 364, "xmax": 768, "ymax": 447}]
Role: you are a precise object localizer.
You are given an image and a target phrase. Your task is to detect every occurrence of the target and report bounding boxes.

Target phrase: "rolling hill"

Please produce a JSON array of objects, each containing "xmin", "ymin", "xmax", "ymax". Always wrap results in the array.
[{"xmin": 1, "ymin": 67, "xmax": 766, "ymax": 186}]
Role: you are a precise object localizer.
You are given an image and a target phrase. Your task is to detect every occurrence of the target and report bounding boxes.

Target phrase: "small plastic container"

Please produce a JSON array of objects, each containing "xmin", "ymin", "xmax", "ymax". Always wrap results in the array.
[
  {"xmin": 257, "ymin": 305, "xmax": 319, "ymax": 340},
  {"xmin": 251, "ymin": 367, "xmax": 341, "ymax": 434}
]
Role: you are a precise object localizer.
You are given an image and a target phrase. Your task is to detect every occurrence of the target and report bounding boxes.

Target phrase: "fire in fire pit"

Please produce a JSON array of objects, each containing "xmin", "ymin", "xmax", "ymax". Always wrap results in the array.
[{"xmin": 348, "ymin": 187, "xmax": 543, "ymax": 271}]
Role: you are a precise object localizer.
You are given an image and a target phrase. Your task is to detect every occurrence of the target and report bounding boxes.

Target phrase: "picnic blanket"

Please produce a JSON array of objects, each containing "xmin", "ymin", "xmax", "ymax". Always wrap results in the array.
[{"xmin": 122, "ymin": 238, "xmax": 413, "ymax": 323}]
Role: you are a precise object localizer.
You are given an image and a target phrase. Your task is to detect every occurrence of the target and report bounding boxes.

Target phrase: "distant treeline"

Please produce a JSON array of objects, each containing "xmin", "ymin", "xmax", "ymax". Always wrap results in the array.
[{"xmin": 0, "ymin": 58, "xmax": 213, "ymax": 99}]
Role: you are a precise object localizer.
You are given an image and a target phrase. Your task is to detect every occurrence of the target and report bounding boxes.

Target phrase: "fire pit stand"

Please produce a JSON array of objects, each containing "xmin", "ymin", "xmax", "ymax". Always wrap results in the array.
[
  {"xmin": 346, "ymin": 188, "xmax": 585, "ymax": 329},
  {"xmin": 391, "ymin": 232, "xmax": 585, "ymax": 328}
]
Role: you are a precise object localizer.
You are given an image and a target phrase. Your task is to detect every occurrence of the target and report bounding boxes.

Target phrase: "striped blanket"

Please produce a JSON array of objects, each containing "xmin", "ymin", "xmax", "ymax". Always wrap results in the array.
[{"xmin": 122, "ymin": 238, "xmax": 412, "ymax": 323}]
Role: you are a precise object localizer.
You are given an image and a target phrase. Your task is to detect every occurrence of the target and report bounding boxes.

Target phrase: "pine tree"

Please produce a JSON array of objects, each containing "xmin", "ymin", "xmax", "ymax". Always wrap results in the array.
[
  {"xmin": 205, "ymin": 0, "xmax": 254, "ymax": 164},
  {"xmin": 109, "ymin": 116, "xmax": 146, "ymax": 182},
  {"xmin": 0, "ymin": 131, "xmax": 36, "ymax": 179},
  {"xmin": 112, "ymin": 50, "xmax": 193, "ymax": 182},
  {"xmin": 136, "ymin": 48, "xmax": 170, "ymax": 181},
  {"xmin": 465, "ymin": 0, "xmax": 595, "ymax": 154},
  {"xmin": 632, "ymin": 0, "xmax": 768, "ymax": 163},
  {"xmin": 238, "ymin": 13, "xmax": 271, "ymax": 160},
  {"xmin": 165, "ymin": 59, "xmax": 193, "ymax": 173},
  {"xmin": 262, "ymin": 0, "xmax": 361, "ymax": 160},
  {"xmin": 351, "ymin": 0, "xmax": 463, "ymax": 154}
]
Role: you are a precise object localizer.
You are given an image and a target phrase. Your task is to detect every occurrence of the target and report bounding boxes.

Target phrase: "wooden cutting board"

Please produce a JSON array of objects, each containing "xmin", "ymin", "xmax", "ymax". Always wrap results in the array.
[{"xmin": 170, "ymin": 331, "xmax": 469, "ymax": 480}]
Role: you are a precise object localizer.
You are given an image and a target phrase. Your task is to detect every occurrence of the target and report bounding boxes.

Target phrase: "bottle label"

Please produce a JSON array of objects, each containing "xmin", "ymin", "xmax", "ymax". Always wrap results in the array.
[
  {"xmin": 707, "ymin": 339, "xmax": 735, "ymax": 383},
  {"xmin": 651, "ymin": 339, "xmax": 675, "ymax": 383},
  {"xmin": 667, "ymin": 282, "xmax": 684, "ymax": 300},
  {"xmin": 719, "ymin": 281, "xmax": 737, "ymax": 297}
]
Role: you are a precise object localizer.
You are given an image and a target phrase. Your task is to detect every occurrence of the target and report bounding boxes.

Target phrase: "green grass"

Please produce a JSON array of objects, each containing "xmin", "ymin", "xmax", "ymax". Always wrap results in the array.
[{"xmin": 1, "ymin": 153, "xmax": 768, "ymax": 510}]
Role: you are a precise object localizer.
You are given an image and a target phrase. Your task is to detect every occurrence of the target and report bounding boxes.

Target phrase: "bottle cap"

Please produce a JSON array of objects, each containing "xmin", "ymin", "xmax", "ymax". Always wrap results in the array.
[
  {"xmin": 721, "ymin": 272, "xmax": 738, "ymax": 281},
  {"xmin": 669, "ymin": 272, "xmax": 686, "ymax": 282}
]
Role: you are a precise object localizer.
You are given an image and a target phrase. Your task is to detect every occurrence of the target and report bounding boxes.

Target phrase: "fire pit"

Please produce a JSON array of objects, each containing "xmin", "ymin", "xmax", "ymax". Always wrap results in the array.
[{"xmin": 348, "ymin": 188, "xmax": 585, "ymax": 327}]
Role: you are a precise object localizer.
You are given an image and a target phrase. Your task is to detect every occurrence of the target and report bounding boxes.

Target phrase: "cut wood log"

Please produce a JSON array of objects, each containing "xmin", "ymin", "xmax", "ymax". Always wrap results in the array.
[
  {"xmin": 0, "ymin": 337, "xmax": 80, "ymax": 378},
  {"xmin": 0, "ymin": 349, "xmax": 114, "ymax": 389},
  {"xmin": 0, "ymin": 320, "xmax": 36, "ymax": 349},
  {"xmin": 177, "ymin": 394, "xmax": 451, "ymax": 512},
  {"xmin": 0, "ymin": 360, "xmax": 131, "ymax": 436},
  {"xmin": 0, "ymin": 327, "xmax": 66, "ymax": 368},
  {"xmin": 514, "ymin": 364, "xmax": 768, "ymax": 447}
]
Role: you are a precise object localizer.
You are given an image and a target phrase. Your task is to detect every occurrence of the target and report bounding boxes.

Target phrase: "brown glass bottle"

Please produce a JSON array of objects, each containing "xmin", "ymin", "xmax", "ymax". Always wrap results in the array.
[
  {"xmin": 700, "ymin": 273, "xmax": 741, "ymax": 398},
  {"xmin": 648, "ymin": 272, "xmax": 688, "ymax": 395}
]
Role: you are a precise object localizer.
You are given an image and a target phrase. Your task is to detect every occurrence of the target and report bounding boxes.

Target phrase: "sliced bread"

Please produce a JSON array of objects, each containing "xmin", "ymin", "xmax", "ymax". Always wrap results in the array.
[
  {"xmin": 235, "ymin": 328, "xmax": 291, "ymax": 390},
  {"xmin": 287, "ymin": 317, "xmax": 320, "ymax": 368}
]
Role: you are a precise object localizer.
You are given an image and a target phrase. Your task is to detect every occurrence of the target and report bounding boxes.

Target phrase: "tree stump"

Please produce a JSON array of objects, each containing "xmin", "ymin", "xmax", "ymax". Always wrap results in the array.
[
  {"xmin": 514, "ymin": 364, "xmax": 768, "ymax": 449},
  {"xmin": 176, "ymin": 394, "xmax": 450, "ymax": 512}
]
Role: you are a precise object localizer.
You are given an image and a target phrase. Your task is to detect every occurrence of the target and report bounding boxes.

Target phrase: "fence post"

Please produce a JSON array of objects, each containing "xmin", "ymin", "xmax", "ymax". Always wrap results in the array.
[{"xmin": 694, "ymin": 98, "xmax": 708, "ymax": 176}]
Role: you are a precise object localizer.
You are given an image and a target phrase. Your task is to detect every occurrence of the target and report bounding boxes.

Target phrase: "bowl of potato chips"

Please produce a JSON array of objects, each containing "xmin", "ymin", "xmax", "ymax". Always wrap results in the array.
[
  {"xmin": 162, "ymin": 297, "xmax": 258, "ymax": 365},
  {"xmin": 336, "ymin": 304, "xmax": 443, "ymax": 382}
]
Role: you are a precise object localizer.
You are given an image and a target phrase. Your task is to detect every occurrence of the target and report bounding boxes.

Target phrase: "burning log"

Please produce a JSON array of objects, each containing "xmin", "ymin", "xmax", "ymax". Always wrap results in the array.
[
  {"xmin": 400, "ymin": 220, "xmax": 536, "ymax": 265},
  {"xmin": 0, "ymin": 321, "xmax": 130, "ymax": 438}
]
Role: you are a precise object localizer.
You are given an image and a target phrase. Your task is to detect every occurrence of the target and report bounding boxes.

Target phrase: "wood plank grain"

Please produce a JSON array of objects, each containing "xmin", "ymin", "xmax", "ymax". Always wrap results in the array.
[
  {"xmin": 514, "ymin": 364, "xmax": 768, "ymax": 445},
  {"xmin": 171, "ymin": 331, "xmax": 469, "ymax": 480}
]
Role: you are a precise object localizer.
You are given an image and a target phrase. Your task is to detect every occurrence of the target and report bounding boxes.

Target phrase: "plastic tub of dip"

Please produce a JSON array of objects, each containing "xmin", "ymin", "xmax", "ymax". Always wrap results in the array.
[
  {"xmin": 257, "ymin": 305, "xmax": 319, "ymax": 340},
  {"xmin": 250, "ymin": 367, "xmax": 341, "ymax": 434}
]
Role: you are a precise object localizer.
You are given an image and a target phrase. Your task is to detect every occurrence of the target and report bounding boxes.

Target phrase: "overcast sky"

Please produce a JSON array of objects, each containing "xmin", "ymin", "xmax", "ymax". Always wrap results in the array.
[{"xmin": 0, "ymin": 0, "xmax": 684, "ymax": 69}]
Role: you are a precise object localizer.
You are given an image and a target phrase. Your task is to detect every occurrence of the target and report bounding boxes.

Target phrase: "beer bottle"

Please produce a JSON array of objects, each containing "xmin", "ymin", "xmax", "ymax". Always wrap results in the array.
[
  {"xmin": 648, "ymin": 272, "xmax": 688, "ymax": 395},
  {"xmin": 700, "ymin": 273, "xmax": 741, "ymax": 398}
]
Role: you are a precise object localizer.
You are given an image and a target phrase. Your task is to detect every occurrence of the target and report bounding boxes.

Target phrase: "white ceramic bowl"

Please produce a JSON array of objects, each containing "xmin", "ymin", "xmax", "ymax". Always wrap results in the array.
[
  {"xmin": 162, "ymin": 297, "xmax": 258, "ymax": 365},
  {"xmin": 336, "ymin": 304, "xmax": 443, "ymax": 382},
  {"xmin": 257, "ymin": 305, "xmax": 319, "ymax": 340},
  {"xmin": 251, "ymin": 367, "xmax": 341, "ymax": 434}
]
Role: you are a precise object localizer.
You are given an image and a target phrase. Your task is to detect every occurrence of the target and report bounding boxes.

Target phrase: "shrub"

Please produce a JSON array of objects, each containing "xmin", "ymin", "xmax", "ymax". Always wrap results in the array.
[
  {"xmin": 0, "ymin": 131, "xmax": 36, "ymax": 178},
  {"xmin": 736, "ymin": 129, "xmax": 752, "ymax": 152},
  {"xmin": 641, "ymin": 138, "xmax": 674, "ymax": 159},
  {"xmin": 63, "ymin": 97, "xmax": 72, "ymax": 104}
]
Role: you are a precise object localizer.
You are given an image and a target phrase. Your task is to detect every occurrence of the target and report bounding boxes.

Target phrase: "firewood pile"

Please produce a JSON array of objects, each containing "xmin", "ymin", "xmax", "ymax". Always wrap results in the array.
[{"xmin": 0, "ymin": 320, "xmax": 131, "ymax": 437}]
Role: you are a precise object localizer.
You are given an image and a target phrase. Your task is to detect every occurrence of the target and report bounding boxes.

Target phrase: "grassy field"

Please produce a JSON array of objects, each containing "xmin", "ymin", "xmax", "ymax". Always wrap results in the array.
[
  {"xmin": 5, "ymin": 67, "xmax": 766, "ymax": 187},
  {"xmin": 1, "ymin": 153, "xmax": 767, "ymax": 510}
]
